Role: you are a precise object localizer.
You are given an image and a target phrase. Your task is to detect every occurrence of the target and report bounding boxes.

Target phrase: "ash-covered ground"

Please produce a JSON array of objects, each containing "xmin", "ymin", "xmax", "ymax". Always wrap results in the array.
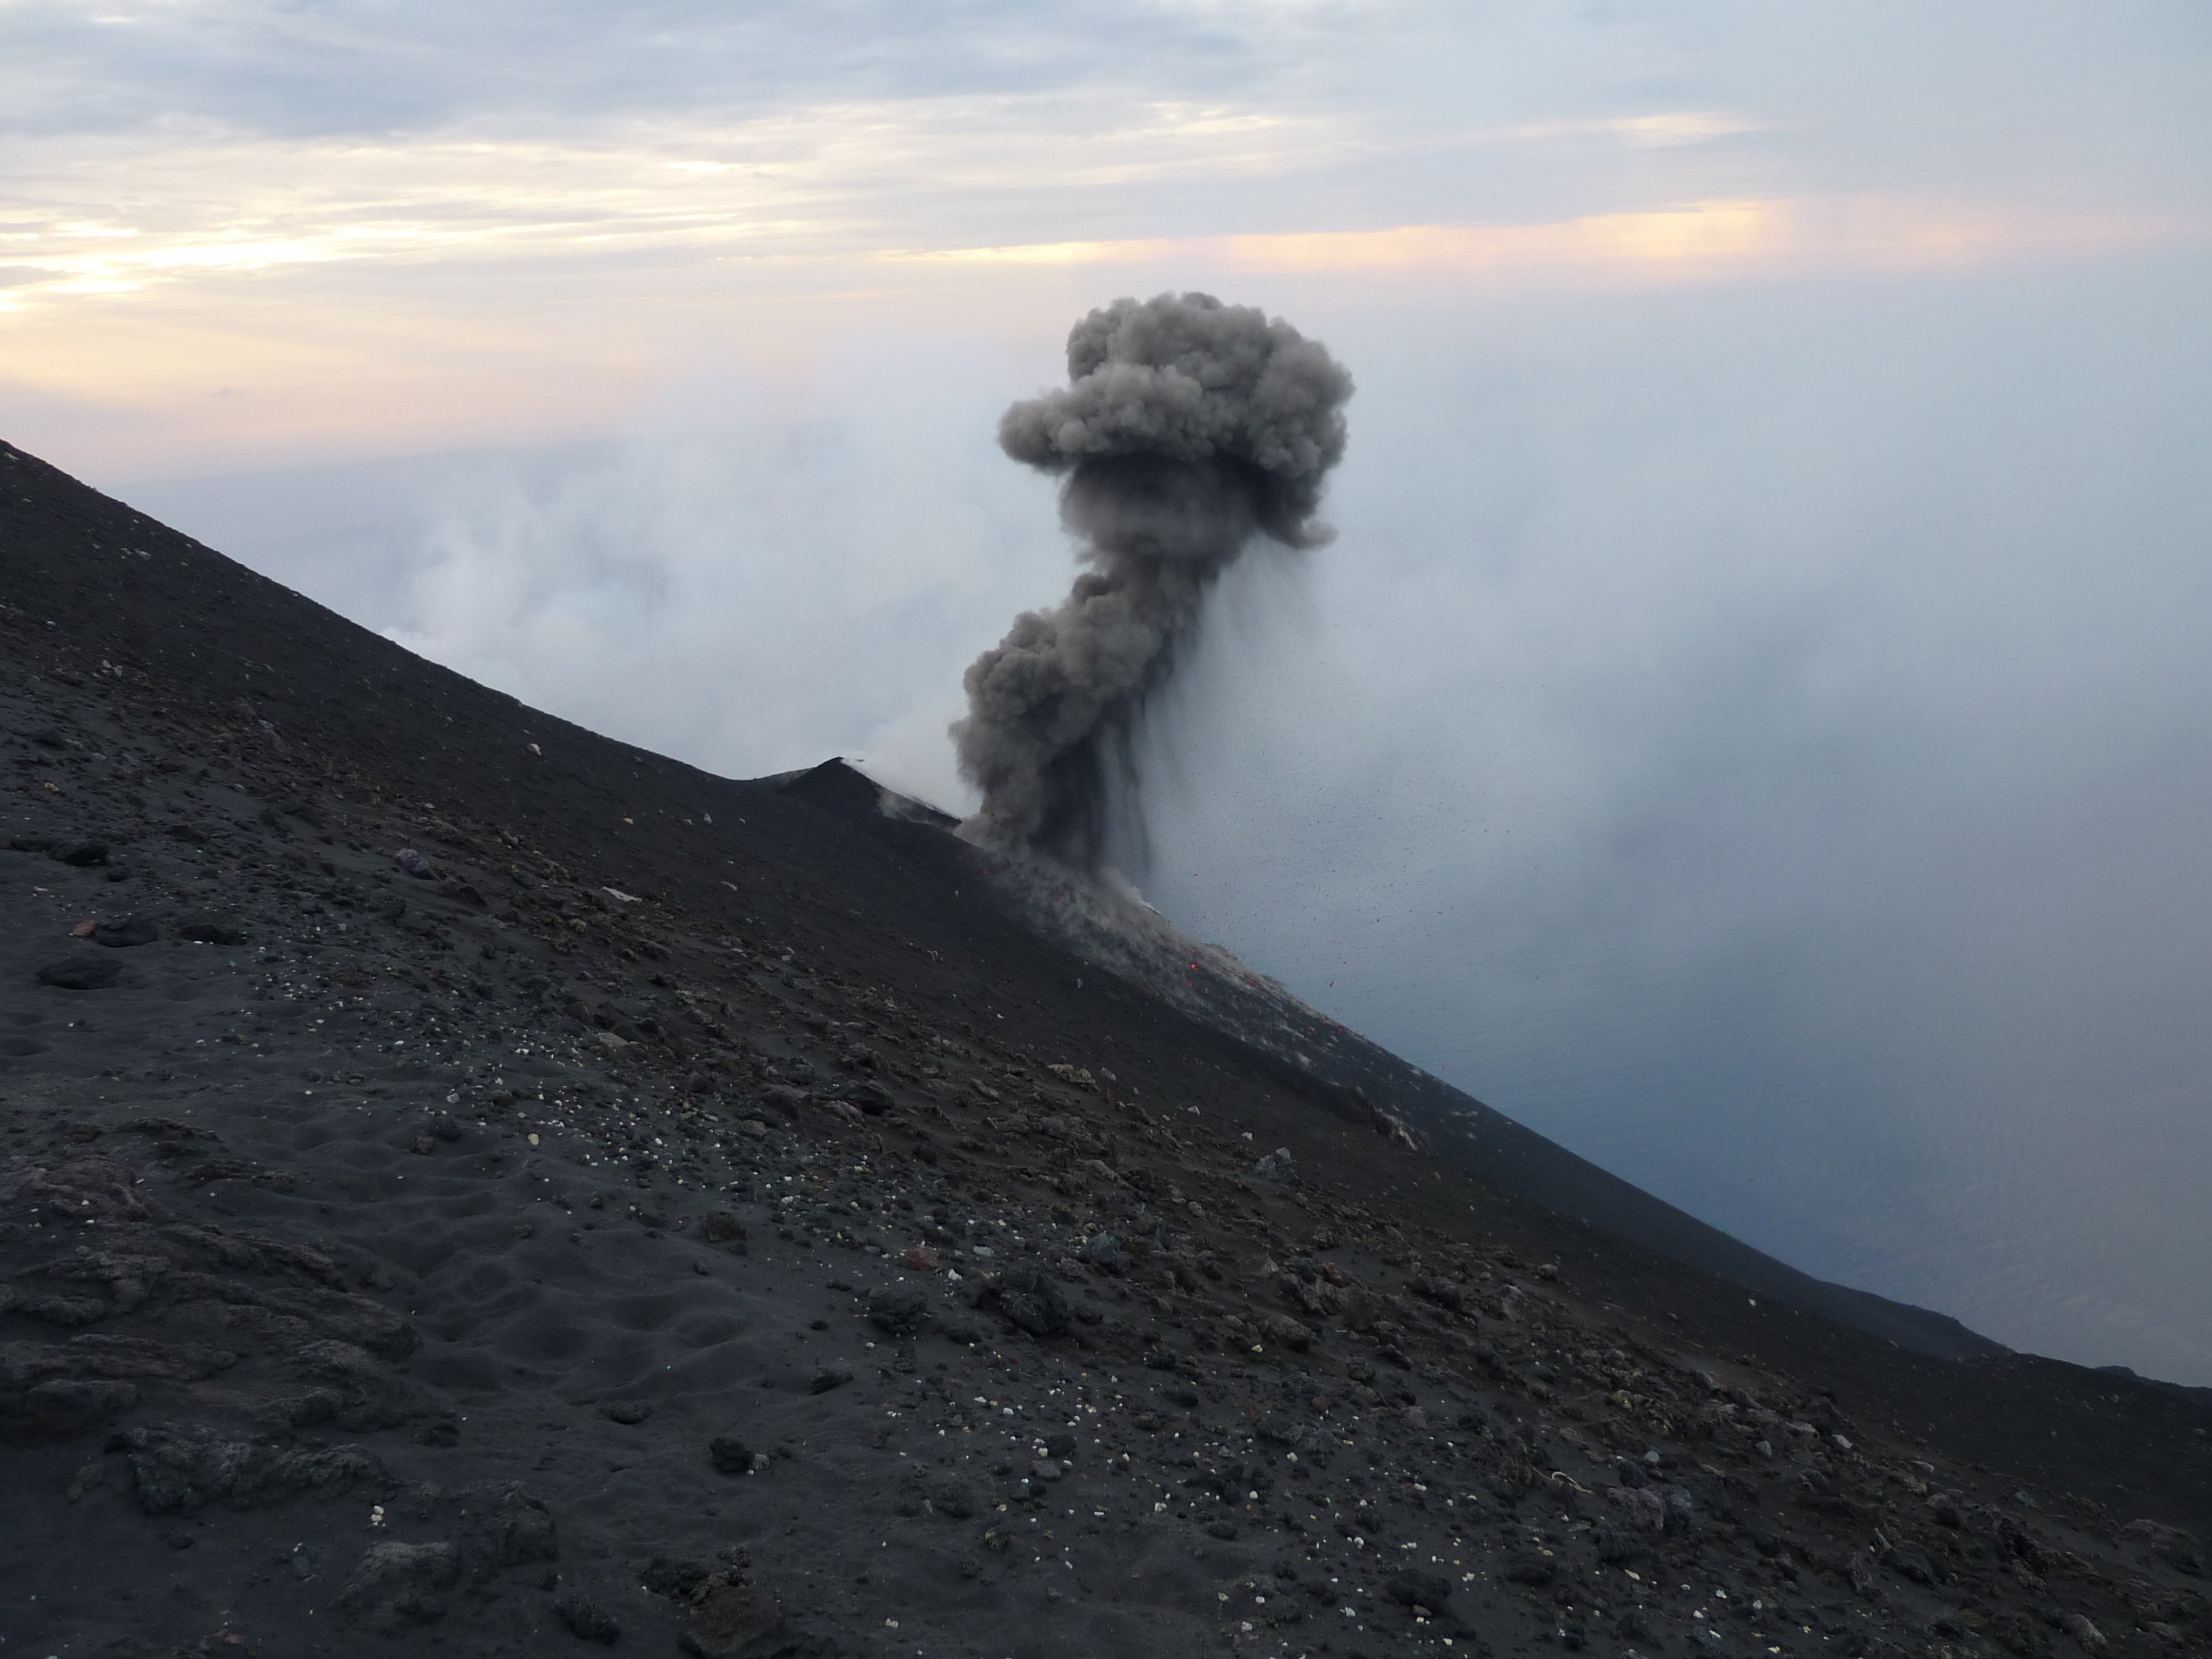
[{"xmin": 1, "ymin": 436, "xmax": 2207, "ymax": 1658}]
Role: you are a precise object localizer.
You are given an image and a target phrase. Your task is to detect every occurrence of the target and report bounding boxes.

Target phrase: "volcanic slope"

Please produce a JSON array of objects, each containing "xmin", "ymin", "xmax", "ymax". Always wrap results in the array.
[
  {"xmin": 779, "ymin": 766, "xmax": 1998, "ymax": 1365},
  {"xmin": 0, "ymin": 435, "xmax": 2207, "ymax": 1659}
]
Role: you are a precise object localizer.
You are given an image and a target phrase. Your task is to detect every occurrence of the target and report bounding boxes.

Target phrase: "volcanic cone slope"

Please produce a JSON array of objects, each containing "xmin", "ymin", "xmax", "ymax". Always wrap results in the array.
[{"xmin": 0, "ymin": 436, "xmax": 2206, "ymax": 1658}]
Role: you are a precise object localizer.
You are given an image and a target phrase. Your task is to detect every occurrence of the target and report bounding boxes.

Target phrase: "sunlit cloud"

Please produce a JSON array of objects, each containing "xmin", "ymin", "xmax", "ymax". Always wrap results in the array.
[
  {"xmin": 1610, "ymin": 111, "xmax": 1764, "ymax": 147},
  {"xmin": 904, "ymin": 197, "xmax": 2192, "ymax": 283},
  {"xmin": 3, "ymin": 7, "xmax": 2202, "ymax": 482},
  {"xmin": 1496, "ymin": 110, "xmax": 1769, "ymax": 148},
  {"xmin": 0, "ymin": 87, "xmax": 2009, "ymax": 323},
  {"xmin": 0, "ymin": 94, "xmax": 1345, "ymax": 313}
]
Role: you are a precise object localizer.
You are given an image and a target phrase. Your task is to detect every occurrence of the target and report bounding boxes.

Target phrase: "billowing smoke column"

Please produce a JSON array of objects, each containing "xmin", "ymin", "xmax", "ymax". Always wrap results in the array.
[{"xmin": 953, "ymin": 292, "xmax": 1353, "ymax": 865}]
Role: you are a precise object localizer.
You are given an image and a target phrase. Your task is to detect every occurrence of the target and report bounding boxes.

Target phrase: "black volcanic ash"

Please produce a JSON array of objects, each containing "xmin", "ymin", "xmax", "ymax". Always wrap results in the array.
[{"xmin": 951, "ymin": 291, "xmax": 1353, "ymax": 865}]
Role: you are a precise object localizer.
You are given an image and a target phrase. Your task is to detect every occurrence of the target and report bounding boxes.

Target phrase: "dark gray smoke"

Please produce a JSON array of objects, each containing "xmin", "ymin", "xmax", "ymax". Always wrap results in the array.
[{"xmin": 952, "ymin": 292, "xmax": 1353, "ymax": 863}]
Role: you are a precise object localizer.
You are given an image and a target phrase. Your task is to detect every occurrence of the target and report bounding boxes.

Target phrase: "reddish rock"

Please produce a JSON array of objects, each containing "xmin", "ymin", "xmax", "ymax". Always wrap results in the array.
[{"xmin": 679, "ymin": 1582, "xmax": 785, "ymax": 1658}]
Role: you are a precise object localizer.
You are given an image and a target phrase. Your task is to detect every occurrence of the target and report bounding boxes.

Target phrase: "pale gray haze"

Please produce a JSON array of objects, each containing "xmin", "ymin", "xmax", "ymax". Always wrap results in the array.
[{"xmin": 5, "ymin": 3, "xmax": 2210, "ymax": 1381}]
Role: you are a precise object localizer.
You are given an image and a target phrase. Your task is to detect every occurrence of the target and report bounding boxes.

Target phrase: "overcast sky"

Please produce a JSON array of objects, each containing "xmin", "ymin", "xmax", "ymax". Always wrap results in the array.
[{"xmin": 6, "ymin": 2, "xmax": 2211, "ymax": 1381}]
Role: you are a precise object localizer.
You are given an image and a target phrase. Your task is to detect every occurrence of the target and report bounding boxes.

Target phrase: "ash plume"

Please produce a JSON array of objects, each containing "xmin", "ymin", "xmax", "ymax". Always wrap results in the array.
[{"xmin": 952, "ymin": 292, "xmax": 1353, "ymax": 864}]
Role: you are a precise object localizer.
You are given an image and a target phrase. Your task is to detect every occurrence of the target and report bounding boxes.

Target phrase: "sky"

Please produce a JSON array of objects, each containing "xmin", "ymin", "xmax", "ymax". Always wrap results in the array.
[{"xmin": 5, "ymin": 2, "xmax": 2211, "ymax": 1382}]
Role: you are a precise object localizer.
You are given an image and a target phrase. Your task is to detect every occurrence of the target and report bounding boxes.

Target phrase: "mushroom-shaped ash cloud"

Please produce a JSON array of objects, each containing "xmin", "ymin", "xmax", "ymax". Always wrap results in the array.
[{"xmin": 954, "ymin": 292, "xmax": 1353, "ymax": 864}]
